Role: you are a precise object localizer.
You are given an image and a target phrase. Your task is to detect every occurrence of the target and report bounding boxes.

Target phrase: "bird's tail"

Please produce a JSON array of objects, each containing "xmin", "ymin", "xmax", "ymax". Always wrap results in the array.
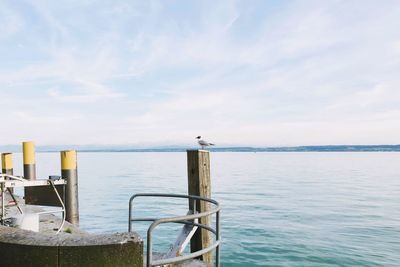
[{"xmin": 209, "ymin": 143, "xmax": 215, "ymax": 146}]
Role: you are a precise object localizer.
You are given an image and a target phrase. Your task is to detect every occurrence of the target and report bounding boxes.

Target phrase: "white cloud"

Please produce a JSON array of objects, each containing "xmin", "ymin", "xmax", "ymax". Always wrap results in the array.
[{"xmin": 0, "ymin": 1, "xmax": 400, "ymax": 145}]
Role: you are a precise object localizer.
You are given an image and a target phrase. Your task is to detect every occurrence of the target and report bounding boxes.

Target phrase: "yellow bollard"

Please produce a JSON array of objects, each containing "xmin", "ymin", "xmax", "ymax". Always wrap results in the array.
[
  {"xmin": 23, "ymin": 141, "xmax": 36, "ymax": 180},
  {"xmin": 61, "ymin": 150, "xmax": 79, "ymax": 225},
  {"xmin": 1, "ymin": 153, "xmax": 14, "ymax": 193},
  {"xmin": 1, "ymin": 153, "xmax": 13, "ymax": 174}
]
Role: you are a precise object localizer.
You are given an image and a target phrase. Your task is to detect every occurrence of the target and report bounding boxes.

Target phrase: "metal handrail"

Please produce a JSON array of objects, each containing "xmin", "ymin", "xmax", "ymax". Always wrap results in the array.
[
  {"xmin": 128, "ymin": 193, "xmax": 221, "ymax": 267},
  {"xmin": 0, "ymin": 174, "xmax": 26, "ymax": 182}
]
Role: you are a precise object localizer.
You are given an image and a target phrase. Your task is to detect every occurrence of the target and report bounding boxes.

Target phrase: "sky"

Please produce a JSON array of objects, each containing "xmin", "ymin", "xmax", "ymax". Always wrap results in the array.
[{"xmin": 0, "ymin": 0, "xmax": 400, "ymax": 147}]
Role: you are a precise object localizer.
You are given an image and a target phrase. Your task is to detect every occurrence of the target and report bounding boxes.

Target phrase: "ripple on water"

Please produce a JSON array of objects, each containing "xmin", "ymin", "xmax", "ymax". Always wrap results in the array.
[{"xmin": 30, "ymin": 152, "xmax": 400, "ymax": 267}]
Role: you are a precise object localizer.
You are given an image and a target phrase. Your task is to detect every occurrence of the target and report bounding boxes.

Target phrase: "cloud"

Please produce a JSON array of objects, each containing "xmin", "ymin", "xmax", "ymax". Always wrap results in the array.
[
  {"xmin": 0, "ymin": 0, "xmax": 399, "ymax": 145},
  {"xmin": 47, "ymin": 84, "xmax": 124, "ymax": 103}
]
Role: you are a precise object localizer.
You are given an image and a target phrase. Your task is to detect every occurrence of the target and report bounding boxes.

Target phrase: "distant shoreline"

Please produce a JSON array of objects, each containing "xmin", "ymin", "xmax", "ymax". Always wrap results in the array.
[
  {"xmin": 77, "ymin": 145, "xmax": 400, "ymax": 152},
  {"xmin": 1, "ymin": 145, "xmax": 399, "ymax": 153}
]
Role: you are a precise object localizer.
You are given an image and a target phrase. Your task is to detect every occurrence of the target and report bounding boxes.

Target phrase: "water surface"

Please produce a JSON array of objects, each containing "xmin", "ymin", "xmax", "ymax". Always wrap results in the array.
[{"xmin": 13, "ymin": 152, "xmax": 400, "ymax": 266}]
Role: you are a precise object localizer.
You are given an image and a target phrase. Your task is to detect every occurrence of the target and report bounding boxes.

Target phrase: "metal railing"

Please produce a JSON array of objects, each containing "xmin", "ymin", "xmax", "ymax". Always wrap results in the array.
[
  {"xmin": 0, "ymin": 173, "xmax": 66, "ymax": 234},
  {"xmin": 128, "ymin": 193, "xmax": 221, "ymax": 267}
]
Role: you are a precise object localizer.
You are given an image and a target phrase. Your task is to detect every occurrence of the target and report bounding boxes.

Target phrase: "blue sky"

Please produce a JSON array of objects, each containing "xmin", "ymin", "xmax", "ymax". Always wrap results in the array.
[{"xmin": 1, "ymin": 0, "xmax": 399, "ymax": 146}]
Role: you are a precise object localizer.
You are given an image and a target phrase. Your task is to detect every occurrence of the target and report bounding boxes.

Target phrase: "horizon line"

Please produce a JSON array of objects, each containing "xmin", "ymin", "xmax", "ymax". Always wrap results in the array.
[{"xmin": 1, "ymin": 144, "xmax": 400, "ymax": 153}]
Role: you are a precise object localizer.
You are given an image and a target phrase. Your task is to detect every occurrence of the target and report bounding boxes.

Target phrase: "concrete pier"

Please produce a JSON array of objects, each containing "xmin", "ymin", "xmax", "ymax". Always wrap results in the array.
[
  {"xmin": 0, "ymin": 225, "xmax": 143, "ymax": 267},
  {"xmin": 0, "ymin": 191, "xmax": 143, "ymax": 267}
]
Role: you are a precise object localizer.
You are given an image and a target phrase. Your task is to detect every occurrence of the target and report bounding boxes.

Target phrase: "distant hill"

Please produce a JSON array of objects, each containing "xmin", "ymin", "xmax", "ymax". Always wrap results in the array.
[{"xmin": 1, "ymin": 145, "xmax": 399, "ymax": 152}]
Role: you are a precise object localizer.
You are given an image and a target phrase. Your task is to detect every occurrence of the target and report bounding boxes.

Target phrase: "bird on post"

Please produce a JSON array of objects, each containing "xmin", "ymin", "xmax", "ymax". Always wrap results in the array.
[{"xmin": 196, "ymin": 136, "xmax": 215, "ymax": 150}]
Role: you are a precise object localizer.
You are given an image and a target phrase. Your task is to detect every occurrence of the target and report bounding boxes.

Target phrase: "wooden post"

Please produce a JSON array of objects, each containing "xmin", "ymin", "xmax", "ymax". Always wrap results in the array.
[
  {"xmin": 187, "ymin": 149, "xmax": 213, "ymax": 265},
  {"xmin": 61, "ymin": 150, "xmax": 79, "ymax": 225}
]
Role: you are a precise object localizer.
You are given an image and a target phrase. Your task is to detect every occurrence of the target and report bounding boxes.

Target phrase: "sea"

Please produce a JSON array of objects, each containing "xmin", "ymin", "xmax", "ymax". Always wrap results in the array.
[{"xmin": 11, "ymin": 152, "xmax": 400, "ymax": 266}]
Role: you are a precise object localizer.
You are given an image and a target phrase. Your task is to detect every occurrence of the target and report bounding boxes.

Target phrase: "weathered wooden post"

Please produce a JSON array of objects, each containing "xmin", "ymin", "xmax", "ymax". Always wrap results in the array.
[
  {"xmin": 1, "ymin": 153, "xmax": 14, "ymax": 193},
  {"xmin": 61, "ymin": 150, "xmax": 79, "ymax": 225},
  {"xmin": 187, "ymin": 149, "xmax": 213, "ymax": 265},
  {"xmin": 23, "ymin": 141, "xmax": 36, "ymax": 180}
]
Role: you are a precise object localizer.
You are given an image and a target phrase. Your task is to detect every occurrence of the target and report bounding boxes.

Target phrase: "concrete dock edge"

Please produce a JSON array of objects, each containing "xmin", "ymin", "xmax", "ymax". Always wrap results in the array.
[{"xmin": 0, "ymin": 226, "xmax": 143, "ymax": 267}]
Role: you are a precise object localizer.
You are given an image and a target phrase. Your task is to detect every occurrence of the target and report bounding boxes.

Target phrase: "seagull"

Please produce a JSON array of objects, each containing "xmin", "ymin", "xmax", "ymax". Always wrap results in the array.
[{"xmin": 196, "ymin": 136, "xmax": 215, "ymax": 149}]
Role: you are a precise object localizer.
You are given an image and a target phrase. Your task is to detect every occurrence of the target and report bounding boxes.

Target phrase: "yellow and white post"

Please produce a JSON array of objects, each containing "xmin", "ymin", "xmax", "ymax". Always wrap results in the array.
[
  {"xmin": 1, "ymin": 153, "xmax": 14, "ymax": 193},
  {"xmin": 23, "ymin": 141, "xmax": 36, "ymax": 180},
  {"xmin": 1, "ymin": 153, "xmax": 13, "ymax": 175},
  {"xmin": 61, "ymin": 150, "xmax": 79, "ymax": 225}
]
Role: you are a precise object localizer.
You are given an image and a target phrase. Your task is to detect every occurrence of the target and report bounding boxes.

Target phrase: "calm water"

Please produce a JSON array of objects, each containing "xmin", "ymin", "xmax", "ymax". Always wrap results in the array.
[{"xmin": 13, "ymin": 152, "xmax": 400, "ymax": 266}]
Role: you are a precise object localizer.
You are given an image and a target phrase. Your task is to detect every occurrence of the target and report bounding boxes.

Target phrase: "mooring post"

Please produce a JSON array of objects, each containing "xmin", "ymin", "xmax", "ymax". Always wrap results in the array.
[
  {"xmin": 1, "ymin": 153, "xmax": 13, "ymax": 175},
  {"xmin": 187, "ymin": 149, "xmax": 213, "ymax": 265},
  {"xmin": 61, "ymin": 150, "xmax": 79, "ymax": 225},
  {"xmin": 23, "ymin": 141, "xmax": 37, "ymax": 201},
  {"xmin": 1, "ymin": 153, "xmax": 14, "ymax": 193},
  {"xmin": 23, "ymin": 141, "xmax": 36, "ymax": 180}
]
